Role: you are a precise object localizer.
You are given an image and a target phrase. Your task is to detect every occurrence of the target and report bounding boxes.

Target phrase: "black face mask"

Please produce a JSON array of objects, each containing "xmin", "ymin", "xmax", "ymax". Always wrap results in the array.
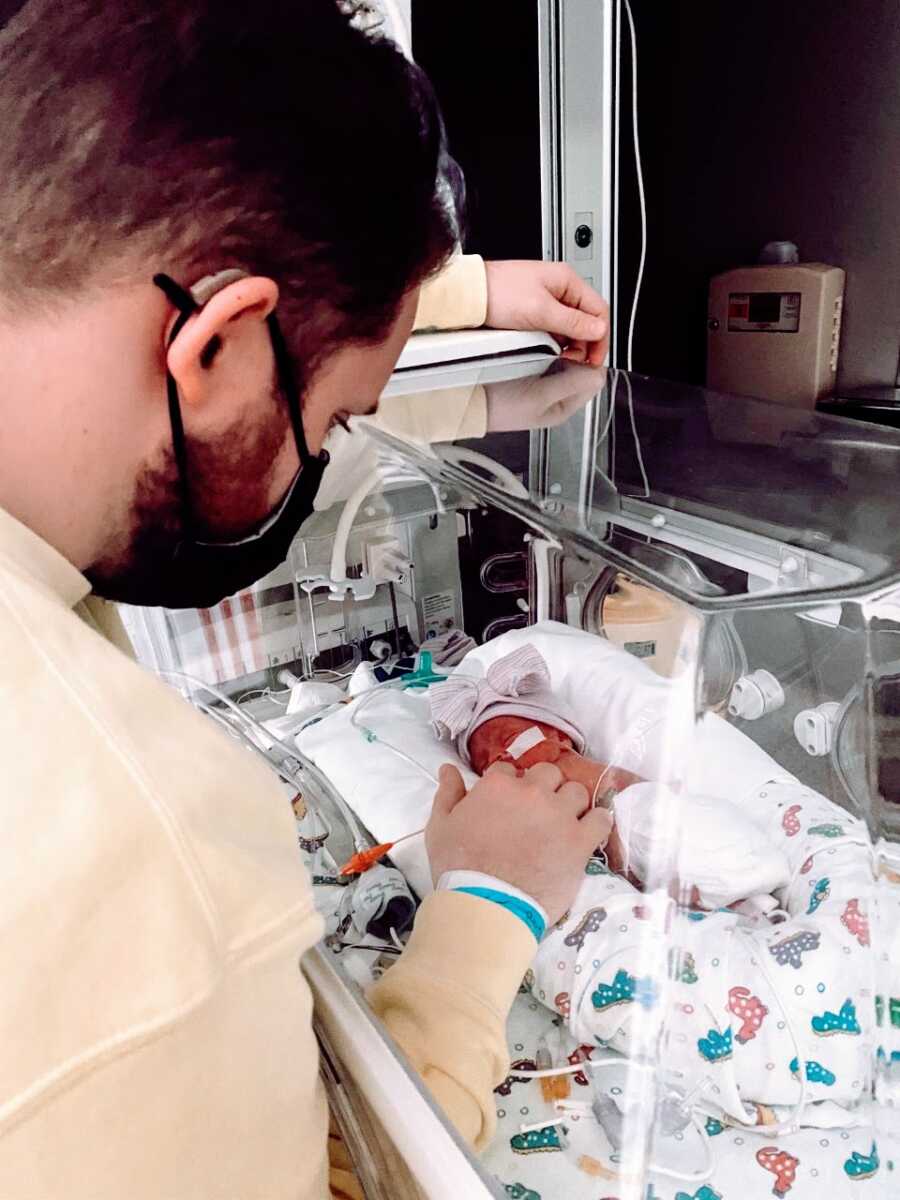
[{"xmin": 91, "ymin": 272, "xmax": 328, "ymax": 611}]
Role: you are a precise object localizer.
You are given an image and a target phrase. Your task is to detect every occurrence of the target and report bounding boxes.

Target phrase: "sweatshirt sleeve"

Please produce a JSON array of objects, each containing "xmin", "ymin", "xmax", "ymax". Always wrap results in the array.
[
  {"xmin": 414, "ymin": 254, "xmax": 488, "ymax": 331},
  {"xmin": 370, "ymin": 384, "xmax": 487, "ymax": 444},
  {"xmin": 366, "ymin": 890, "xmax": 536, "ymax": 1150}
]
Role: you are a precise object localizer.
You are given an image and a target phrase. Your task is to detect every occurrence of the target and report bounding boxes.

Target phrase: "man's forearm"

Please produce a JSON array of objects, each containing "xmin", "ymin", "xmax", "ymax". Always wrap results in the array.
[
  {"xmin": 414, "ymin": 254, "xmax": 487, "ymax": 332},
  {"xmin": 366, "ymin": 890, "xmax": 535, "ymax": 1149}
]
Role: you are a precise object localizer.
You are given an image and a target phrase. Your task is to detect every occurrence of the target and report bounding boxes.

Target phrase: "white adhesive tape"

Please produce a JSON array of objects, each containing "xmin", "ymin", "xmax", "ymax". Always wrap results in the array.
[{"xmin": 505, "ymin": 725, "xmax": 547, "ymax": 762}]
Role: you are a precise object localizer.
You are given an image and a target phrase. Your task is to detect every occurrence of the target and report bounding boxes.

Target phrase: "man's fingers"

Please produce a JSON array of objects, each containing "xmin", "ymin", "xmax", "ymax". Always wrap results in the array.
[
  {"xmin": 485, "ymin": 760, "xmax": 517, "ymax": 778},
  {"xmin": 577, "ymin": 806, "xmax": 615, "ymax": 850},
  {"xmin": 545, "ymin": 297, "xmax": 607, "ymax": 344},
  {"xmin": 561, "ymin": 340, "xmax": 589, "ymax": 363},
  {"xmin": 523, "ymin": 761, "xmax": 564, "ymax": 792},
  {"xmin": 432, "ymin": 763, "xmax": 467, "ymax": 816},
  {"xmin": 557, "ymin": 780, "xmax": 590, "ymax": 815}
]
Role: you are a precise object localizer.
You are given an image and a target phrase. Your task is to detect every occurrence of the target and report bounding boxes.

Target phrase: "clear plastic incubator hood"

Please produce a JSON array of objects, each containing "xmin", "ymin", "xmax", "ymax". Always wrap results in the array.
[{"xmin": 127, "ymin": 356, "xmax": 900, "ymax": 1199}]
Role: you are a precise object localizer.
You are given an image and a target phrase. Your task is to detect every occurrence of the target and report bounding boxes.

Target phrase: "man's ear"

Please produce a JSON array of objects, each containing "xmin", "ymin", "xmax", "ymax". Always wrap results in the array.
[{"xmin": 166, "ymin": 276, "xmax": 279, "ymax": 406}]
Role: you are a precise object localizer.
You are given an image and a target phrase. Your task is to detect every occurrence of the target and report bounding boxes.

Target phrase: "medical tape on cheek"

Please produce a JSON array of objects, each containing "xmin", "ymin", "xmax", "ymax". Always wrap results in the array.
[{"xmin": 504, "ymin": 725, "xmax": 548, "ymax": 764}]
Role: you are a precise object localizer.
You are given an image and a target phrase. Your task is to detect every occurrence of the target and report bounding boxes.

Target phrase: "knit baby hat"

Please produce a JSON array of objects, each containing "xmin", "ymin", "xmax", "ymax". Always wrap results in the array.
[{"xmin": 429, "ymin": 643, "xmax": 586, "ymax": 765}]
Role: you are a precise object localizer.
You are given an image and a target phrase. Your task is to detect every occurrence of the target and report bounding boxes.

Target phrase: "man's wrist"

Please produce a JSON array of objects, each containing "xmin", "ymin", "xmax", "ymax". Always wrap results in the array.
[{"xmin": 436, "ymin": 870, "xmax": 548, "ymax": 942}]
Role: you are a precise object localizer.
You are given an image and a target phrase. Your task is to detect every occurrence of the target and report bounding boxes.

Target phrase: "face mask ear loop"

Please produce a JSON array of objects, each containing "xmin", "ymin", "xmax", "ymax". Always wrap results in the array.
[
  {"xmin": 266, "ymin": 311, "xmax": 320, "ymax": 468},
  {"xmin": 153, "ymin": 272, "xmax": 200, "ymax": 547}
]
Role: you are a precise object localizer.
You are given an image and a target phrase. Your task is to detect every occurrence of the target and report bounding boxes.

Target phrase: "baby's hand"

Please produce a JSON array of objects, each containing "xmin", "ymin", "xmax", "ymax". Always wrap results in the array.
[{"xmin": 426, "ymin": 761, "xmax": 613, "ymax": 925}]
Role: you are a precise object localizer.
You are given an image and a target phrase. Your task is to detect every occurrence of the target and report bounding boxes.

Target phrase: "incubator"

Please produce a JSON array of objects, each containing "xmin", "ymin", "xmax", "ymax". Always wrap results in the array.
[{"xmin": 125, "ymin": 352, "xmax": 900, "ymax": 1199}]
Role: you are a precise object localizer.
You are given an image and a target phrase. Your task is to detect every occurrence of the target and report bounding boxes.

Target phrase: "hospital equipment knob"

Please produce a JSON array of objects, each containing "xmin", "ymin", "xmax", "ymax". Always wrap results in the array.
[{"xmin": 728, "ymin": 669, "xmax": 784, "ymax": 721}]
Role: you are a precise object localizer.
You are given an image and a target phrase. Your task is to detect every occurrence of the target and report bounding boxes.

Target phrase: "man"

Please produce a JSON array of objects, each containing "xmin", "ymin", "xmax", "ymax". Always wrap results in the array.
[{"xmin": 0, "ymin": 2, "xmax": 610, "ymax": 1195}]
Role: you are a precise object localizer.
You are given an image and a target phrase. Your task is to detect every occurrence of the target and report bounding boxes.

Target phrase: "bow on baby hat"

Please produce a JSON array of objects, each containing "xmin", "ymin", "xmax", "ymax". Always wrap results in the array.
[{"xmin": 429, "ymin": 643, "xmax": 586, "ymax": 764}]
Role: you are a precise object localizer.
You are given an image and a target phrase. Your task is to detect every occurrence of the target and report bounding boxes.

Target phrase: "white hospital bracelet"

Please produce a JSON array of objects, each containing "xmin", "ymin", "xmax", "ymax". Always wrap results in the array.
[{"xmin": 437, "ymin": 871, "xmax": 548, "ymax": 925}]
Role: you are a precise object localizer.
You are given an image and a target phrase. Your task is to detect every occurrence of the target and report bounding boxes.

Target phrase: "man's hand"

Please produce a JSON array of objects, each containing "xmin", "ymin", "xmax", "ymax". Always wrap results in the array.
[
  {"xmin": 426, "ymin": 762, "xmax": 613, "ymax": 926},
  {"xmin": 484, "ymin": 260, "xmax": 609, "ymax": 367}
]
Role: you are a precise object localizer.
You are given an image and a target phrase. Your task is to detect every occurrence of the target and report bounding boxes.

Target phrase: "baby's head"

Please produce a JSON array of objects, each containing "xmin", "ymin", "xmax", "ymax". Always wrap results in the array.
[
  {"xmin": 430, "ymin": 643, "xmax": 586, "ymax": 767},
  {"xmin": 431, "ymin": 642, "xmax": 639, "ymax": 800}
]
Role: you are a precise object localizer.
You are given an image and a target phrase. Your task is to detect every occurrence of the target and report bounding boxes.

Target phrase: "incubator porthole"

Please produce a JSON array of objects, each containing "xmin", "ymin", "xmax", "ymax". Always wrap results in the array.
[
  {"xmin": 712, "ymin": 958, "xmax": 720, "ymax": 967},
  {"xmin": 778, "ymin": 1021, "xmax": 786, "ymax": 1030},
  {"xmin": 519, "ymin": 1107, "xmax": 529, "ymax": 1116},
  {"xmin": 817, "ymin": 983, "xmax": 826, "ymax": 993},
  {"xmin": 593, "ymin": 959, "xmax": 601, "ymax": 968},
  {"xmin": 574, "ymin": 965, "xmax": 582, "ymax": 974},
  {"xmin": 611, "ymin": 1086, "xmax": 622, "ymax": 1096},
  {"xmin": 842, "ymin": 1133, "xmax": 850, "ymax": 1140},
  {"xmin": 766, "ymin": 1063, "xmax": 775, "ymax": 1071},
  {"xmin": 539, "ymin": 990, "xmax": 546, "ymax": 1000},
  {"xmin": 735, "ymin": 1138, "xmax": 744, "ymax": 1146},
  {"xmin": 618, "ymin": 924, "xmax": 628, "ymax": 933},
  {"xmin": 820, "ymin": 1139, "xmax": 830, "ymax": 1148},
  {"xmin": 811, "ymin": 1169, "xmax": 819, "ymax": 1178},
  {"xmin": 674, "ymin": 1133, "xmax": 684, "ymax": 1142},
  {"xmin": 514, "ymin": 1043, "xmax": 524, "ymax": 1052},
  {"xmin": 795, "ymin": 986, "xmax": 805, "ymax": 995},
  {"xmin": 497, "ymin": 1109, "xmax": 506, "ymax": 1119}
]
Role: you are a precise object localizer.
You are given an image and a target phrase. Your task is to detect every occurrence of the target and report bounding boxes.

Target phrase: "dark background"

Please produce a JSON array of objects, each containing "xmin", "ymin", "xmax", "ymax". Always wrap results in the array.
[
  {"xmin": 414, "ymin": 1, "xmax": 900, "ymax": 394},
  {"xmin": 411, "ymin": 1, "xmax": 543, "ymax": 262}
]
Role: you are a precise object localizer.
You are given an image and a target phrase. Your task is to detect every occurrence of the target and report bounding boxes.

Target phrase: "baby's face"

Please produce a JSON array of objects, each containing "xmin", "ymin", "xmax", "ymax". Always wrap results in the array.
[
  {"xmin": 468, "ymin": 715, "xmax": 573, "ymax": 775},
  {"xmin": 468, "ymin": 715, "xmax": 643, "ymax": 803},
  {"xmin": 469, "ymin": 714, "xmax": 589, "ymax": 776}
]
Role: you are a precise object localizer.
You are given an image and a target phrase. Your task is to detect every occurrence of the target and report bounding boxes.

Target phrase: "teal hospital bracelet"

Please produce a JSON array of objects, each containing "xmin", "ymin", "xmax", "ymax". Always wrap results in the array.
[{"xmin": 452, "ymin": 886, "xmax": 546, "ymax": 942}]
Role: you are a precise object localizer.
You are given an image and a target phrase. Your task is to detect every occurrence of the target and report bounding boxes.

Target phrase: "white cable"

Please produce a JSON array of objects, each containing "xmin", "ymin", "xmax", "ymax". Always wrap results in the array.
[
  {"xmin": 328, "ymin": 467, "xmax": 427, "ymax": 585},
  {"xmin": 625, "ymin": 371, "xmax": 650, "ymax": 497},
  {"xmin": 438, "ymin": 446, "xmax": 531, "ymax": 501},
  {"xmin": 622, "ymin": 0, "xmax": 646, "ymax": 373}
]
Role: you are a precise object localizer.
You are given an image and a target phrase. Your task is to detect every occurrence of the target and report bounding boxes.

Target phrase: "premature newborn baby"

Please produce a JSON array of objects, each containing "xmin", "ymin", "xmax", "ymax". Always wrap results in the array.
[
  {"xmin": 427, "ymin": 640, "xmax": 874, "ymax": 1125},
  {"xmin": 429, "ymin": 642, "xmax": 790, "ymax": 912}
]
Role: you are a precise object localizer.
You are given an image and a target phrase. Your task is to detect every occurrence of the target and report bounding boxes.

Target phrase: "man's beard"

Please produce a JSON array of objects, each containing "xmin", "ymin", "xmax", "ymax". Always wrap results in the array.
[{"xmin": 85, "ymin": 397, "xmax": 290, "ymax": 609}]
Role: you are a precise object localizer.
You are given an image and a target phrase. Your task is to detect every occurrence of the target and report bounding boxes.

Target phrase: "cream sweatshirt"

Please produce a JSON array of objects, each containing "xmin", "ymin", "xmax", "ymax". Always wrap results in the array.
[{"xmin": 0, "ymin": 254, "xmax": 536, "ymax": 1199}]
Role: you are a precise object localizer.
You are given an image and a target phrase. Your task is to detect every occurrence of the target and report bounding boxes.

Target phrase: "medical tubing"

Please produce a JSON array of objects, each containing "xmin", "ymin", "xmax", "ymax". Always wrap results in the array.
[
  {"xmin": 513, "ymin": 1055, "xmax": 713, "ymax": 1183},
  {"xmin": 348, "ymin": 684, "xmax": 441, "ymax": 786}
]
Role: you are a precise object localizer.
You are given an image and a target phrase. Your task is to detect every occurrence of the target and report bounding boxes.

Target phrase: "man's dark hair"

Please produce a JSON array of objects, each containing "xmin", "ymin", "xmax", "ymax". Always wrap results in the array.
[{"xmin": 0, "ymin": 0, "xmax": 460, "ymax": 373}]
